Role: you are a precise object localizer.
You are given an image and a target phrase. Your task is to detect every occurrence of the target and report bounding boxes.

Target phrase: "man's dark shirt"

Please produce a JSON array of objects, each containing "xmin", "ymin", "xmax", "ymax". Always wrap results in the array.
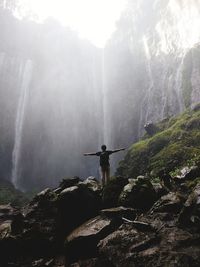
[{"xmin": 96, "ymin": 150, "xmax": 113, "ymax": 167}]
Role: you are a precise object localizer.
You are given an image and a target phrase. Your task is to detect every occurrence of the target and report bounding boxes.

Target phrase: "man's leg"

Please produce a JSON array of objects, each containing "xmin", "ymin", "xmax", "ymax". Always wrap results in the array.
[
  {"xmin": 101, "ymin": 167, "xmax": 106, "ymax": 186},
  {"xmin": 105, "ymin": 166, "xmax": 110, "ymax": 185}
]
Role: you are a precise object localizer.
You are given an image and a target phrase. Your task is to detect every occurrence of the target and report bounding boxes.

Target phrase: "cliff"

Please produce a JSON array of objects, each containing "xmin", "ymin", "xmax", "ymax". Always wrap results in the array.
[
  {"xmin": 1, "ymin": 106, "xmax": 200, "ymax": 267},
  {"xmin": 117, "ymin": 104, "xmax": 200, "ymax": 178}
]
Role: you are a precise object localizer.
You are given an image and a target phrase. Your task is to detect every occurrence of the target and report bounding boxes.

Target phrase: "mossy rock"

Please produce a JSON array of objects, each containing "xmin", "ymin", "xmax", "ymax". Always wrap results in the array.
[{"xmin": 117, "ymin": 107, "xmax": 200, "ymax": 178}]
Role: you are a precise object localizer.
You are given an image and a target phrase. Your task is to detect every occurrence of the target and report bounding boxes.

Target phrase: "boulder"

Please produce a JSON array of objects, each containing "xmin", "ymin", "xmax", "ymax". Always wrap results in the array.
[
  {"xmin": 0, "ymin": 220, "xmax": 11, "ymax": 239},
  {"xmin": 79, "ymin": 177, "xmax": 101, "ymax": 193},
  {"xmin": 0, "ymin": 204, "xmax": 15, "ymax": 220},
  {"xmin": 100, "ymin": 206, "xmax": 136, "ymax": 221},
  {"xmin": 57, "ymin": 184, "xmax": 101, "ymax": 236},
  {"xmin": 98, "ymin": 223, "xmax": 159, "ymax": 267},
  {"xmin": 178, "ymin": 184, "xmax": 200, "ymax": 227},
  {"xmin": 175, "ymin": 166, "xmax": 200, "ymax": 182},
  {"xmin": 192, "ymin": 102, "xmax": 200, "ymax": 112},
  {"xmin": 151, "ymin": 192, "xmax": 183, "ymax": 214},
  {"xmin": 59, "ymin": 177, "xmax": 81, "ymax": 191},
  {"xmin": 119, "ymin": 176, "xmax": 157, "ymax": 211},
  {"xmin": 98, "ymin": 221, "xmax": 200, "ymax": 267},
  {"xmin": 65, "ymin": 213, "xmax": 122, "ymax": 263},
  {"xmin": 144, "ymin": 122, "xmax": 158, "ymax": 136},
  {"xmin": 102, "ymin": 177, "xmax": 129, "ymax": 208}
]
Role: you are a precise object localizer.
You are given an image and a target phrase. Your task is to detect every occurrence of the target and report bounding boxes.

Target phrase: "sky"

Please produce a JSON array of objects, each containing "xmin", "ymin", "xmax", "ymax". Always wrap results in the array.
[{"xmin": 17, "ymin": 0, "xmax": 127, "ymax": 47}]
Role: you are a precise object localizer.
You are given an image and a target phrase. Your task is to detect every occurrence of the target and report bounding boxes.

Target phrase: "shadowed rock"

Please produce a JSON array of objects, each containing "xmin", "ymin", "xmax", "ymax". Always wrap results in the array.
[
  {"xmin": 119, "ymin": 176, "xmax": 157, "ymax": 211},
  {"xmin": 65, "ymin": 214, "xmax": 122, "ymax": 263},
  {"xmin": 144, "ymin": 122, "xmax": 158, "ymax": 136},
  {"xmin": 175, "ymin": 166, "xmax": 200, "ymax": 182},
  {"xmin": 179, "ymin": 184, "xmax": 200, "ymax": 227}
]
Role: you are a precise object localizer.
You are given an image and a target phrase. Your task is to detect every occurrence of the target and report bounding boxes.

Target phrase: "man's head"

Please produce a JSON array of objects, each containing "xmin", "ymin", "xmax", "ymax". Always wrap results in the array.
[{"xmin": 101, "ymin": 145, "xmax": 107, "ymax": 151}]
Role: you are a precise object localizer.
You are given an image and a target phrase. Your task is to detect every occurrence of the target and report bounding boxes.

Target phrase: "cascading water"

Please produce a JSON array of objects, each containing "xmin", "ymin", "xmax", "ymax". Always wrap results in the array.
[
  {"xmin": 1, "ymin": 0, "xmax": 200, "ymax": 190},
  {"xmin": 101, "ymin": 48, "xmax": 109, "ymax": 146},
  {"xmin": 11, "ymin": 60, "xmax": 33, "ymax": 190}
]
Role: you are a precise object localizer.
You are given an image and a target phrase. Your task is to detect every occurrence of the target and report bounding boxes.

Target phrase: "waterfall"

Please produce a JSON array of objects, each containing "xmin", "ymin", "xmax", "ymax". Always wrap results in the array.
[
  {"xmin": 11, "ymin": 60, "xmax": 32, "ymax": 189},
  {"xmin": 191, "ymin": 48, "xmax": 200, "ymax": 106},
  {"xmin": 101, "ymin": 48, "xmax": 108, "ymax": 146}
]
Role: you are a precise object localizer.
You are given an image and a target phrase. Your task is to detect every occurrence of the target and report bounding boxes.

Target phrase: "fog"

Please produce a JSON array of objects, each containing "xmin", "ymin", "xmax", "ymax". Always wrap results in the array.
[
  {"xmin": 0, "ymin": 6, "xmax": 105, "ymax": 190},
  {"xmin": 1, "ymin": 0, "xmax": 200, "ymax": 191}
]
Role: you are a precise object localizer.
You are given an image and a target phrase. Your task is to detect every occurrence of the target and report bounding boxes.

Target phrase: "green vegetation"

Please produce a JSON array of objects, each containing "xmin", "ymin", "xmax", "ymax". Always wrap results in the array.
[
  {"xmin": 0, "ymin": 180, "xmax": 30, "ymax": 207},
  {"xmin": 117, "ymin": 107, "xmax": 200, "ymax": 178}
]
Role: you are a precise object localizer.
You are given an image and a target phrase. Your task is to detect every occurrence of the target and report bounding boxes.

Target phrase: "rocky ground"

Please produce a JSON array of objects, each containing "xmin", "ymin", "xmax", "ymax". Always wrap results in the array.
[{"xmin": 1, "ymin": 166, "xmax": 200, "ymax": 267}]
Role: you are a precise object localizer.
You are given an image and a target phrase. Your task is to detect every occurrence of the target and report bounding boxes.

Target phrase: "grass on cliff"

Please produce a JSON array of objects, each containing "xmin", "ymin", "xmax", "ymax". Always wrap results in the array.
[
  {"xmin": 117, "ymin": 106, "xmax": 200, "ymax": 178},
  {"xmin": 0, "ymin": 180, "xmax": 30, "ymax": 207}
]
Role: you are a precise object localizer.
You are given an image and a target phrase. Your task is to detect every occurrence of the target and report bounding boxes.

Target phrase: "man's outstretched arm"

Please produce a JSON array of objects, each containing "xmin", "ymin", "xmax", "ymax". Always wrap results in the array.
[
  {"xmin": 83, "ymin": 152, "xmax": 97, "ymax": 156},
  {"xmin": 112, "ymin": 148, "xmax": 126, "ymax": 153}
]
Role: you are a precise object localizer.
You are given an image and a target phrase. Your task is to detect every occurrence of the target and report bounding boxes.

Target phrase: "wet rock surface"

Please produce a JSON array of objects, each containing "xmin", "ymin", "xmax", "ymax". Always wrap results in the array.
[
  {"xmin": 119, "ymin": 176, "xmax": 157, "ymax": 211},
  {"xmin": 2, "ymin": 171, "xmax": 200, "ymax": 267}
]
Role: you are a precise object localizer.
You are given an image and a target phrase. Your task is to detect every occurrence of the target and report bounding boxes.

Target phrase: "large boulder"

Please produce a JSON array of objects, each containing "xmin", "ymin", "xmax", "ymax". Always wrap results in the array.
[
  {"xmin": 65, "ymin": 207, "xmax": 134, "ymax": 264},
  {"xmin": 175, "ymin": 166, "xmax": 200, "ymax": 182},
  {"xmin": 98, "ymin": 220, "xmax": 200, "ymax": 267},
  {"xmin": 144, "ymin": 122, "xmax": 158, "ymax": 136},
  {"xmin": 57, "ymin": 182, "xmax": 101, "ymax": 237},
  {"xmin": 151, "ymin": 192, "xmax": 184, "ymax": 214},
  {"xmin": 178, "ymin": 183, "xmax": 200, "ymax": 227},
  {"xmin": 102, "ymin": 177, "xmax": 128, "ymax": 208},
  {"xmin": 65, "ymin": 215, "xmax": 121, "ymax": 263},
  {"xmin": 119, "ymin": 176, "xmax": 157, "ymax": 211}
]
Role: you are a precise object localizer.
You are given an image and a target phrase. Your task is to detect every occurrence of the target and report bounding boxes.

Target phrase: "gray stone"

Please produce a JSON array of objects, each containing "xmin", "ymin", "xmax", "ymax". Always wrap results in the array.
[{"xmin": 65, "ymin": 215, "xmax": 122, "ymax": 263}]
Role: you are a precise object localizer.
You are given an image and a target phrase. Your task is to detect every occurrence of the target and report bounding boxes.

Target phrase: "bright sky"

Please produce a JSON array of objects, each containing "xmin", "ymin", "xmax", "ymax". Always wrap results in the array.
[{"xmin": 18, "ymin": 0, "xmax": 127, "ymax": 47}]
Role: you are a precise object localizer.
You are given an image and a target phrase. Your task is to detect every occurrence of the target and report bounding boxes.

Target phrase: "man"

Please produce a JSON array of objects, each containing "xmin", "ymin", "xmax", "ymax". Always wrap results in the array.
[{"xmin": 84, "ymin": 145, "xmax": 125, "ymax": 186}]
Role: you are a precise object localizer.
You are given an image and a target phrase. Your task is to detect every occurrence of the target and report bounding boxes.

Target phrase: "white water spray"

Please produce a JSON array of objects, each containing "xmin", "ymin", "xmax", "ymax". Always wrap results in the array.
[
  {"xmin": 11, "ymin": 60, "xmax": 33, "ymax": 189},
  {"xmin": 101, "ymin": 48, "xmax": 109, "ymax": 146}
]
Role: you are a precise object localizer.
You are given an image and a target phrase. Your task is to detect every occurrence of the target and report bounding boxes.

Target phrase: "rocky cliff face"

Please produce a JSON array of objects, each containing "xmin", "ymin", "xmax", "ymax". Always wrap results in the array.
[
  {"xmin": 0, "ymin": 106, "xmax": 200, "ymax": 266},
  {"xmin": 104, "ymin": 0, "xmax": 200, "ymax": 150},
  {"xmin": 1, "ymin": 1, "xmax": 200, "ymax": 190}
]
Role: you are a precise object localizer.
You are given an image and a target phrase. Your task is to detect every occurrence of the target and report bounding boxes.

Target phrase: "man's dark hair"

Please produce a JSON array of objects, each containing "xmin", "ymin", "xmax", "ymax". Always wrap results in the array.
[{"xmin": 101, "ymin": 145, "xmax": 107, "ymax": 151}]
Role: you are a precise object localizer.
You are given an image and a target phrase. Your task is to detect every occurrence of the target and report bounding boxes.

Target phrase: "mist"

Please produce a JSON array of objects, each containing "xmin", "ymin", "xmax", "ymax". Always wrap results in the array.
[{"xmin": 0, "ymin": 0, "xmax": 200, "ymax": 191}]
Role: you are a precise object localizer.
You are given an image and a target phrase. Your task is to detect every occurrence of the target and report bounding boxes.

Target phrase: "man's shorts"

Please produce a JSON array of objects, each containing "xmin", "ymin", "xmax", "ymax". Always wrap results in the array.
[{"xmin": 100, "ymin": 165, "xmax": 110, "ymax": 172}]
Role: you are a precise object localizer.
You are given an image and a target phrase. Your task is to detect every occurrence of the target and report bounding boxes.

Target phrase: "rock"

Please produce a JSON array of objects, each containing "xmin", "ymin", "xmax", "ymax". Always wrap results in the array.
[
  {"xmin": 11, "ymin": 212, "xmax": 24, "ymax": 234},
  {"xmin": 151, "ymin": 192, "xmax": 183, "ymax": 214},
  {"xmin": 152, "ymin": 182, "xmax": 168, "ymax": 199},
  {"xmin": 0, "ymin": 204, "xmax": 15, "ymax": 220},
  {"xmin": 102, "ymin": 177, "xmax": 129, "ymax": 208},
  {"xmin": 80, "ymin": 177, "xmax": 101, "ymax": 193},
  {"xmin": 69, "ymin": 258, "xmax": 112, "ymax": 267},
  {"xmin": 65, "ymin": 215, "xmax": 122, "ymax": 263},
  {"xmin": 192, "ymin": 102, "xmax": 200, "ymax": 112},
  {"xmin": 178, "ymin": 184, "xmax": 200, "ymax": 226},
  {"xmin": 59, "ymin": 177, "xmax": 81, "ymax": 190},
  {"xmin": 175, "ymin": 166, "xmax": 200, "ymax": 181},
  {"xmin": 100, "ymin": 206, "xmax": 136, "ymax": 221},
  {"xmin": 144, "ymin": 122, "xmax": 158, "ymax": 136},
  {"xmin": 57, "ymin": 184, "xmax": 101, "ymax": 236},
  {"xmin": 158, "ymin": 170, "xmax": 172, "ymax": 190},
  {"xmin": 0, "ymin": 220, "xmax": 11, "ymax": 239},
  {"xmin": 119, "ymin": 176, "xmax": 157, "ymax": 211},
  {"xmin": 98, "ymin": 220, "xmax": 200, "ymax": 267},
  {"xmin": 98, "ymin": 223, "xmax": 159, "ymax": 267}
]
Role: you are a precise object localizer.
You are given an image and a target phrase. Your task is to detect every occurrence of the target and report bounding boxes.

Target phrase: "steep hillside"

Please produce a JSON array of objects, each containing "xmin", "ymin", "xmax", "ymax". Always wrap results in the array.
[
  {"xmin": 117, "ymin": 104, "xmax": 200, "ymax": 178},
  {"xmin": 0, "ymin": 179, "xmax": 29, "ymax": 206}
]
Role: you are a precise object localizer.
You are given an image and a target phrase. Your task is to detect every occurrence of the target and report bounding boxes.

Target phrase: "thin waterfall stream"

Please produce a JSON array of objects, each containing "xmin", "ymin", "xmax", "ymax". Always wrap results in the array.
[{"xmin": 11, "ymin": 60, "xmax": 33, "ymax": 189}]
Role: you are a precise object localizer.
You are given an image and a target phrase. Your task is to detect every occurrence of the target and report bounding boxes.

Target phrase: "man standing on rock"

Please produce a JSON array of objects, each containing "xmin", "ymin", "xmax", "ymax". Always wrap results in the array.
[{"xmin": 84, "ymin": 145, "xmax": 126, "ymax": 186}]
